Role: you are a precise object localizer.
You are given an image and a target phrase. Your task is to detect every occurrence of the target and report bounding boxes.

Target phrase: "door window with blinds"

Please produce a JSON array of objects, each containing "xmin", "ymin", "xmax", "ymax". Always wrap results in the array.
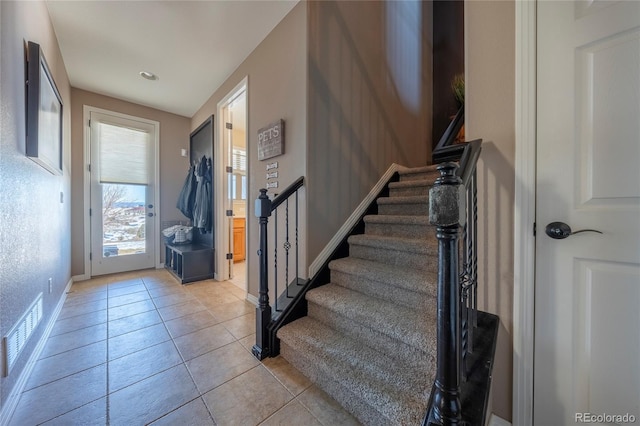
[{"xmin": 230, "ymin": 148, "xmax": 247, "ymax": 200}]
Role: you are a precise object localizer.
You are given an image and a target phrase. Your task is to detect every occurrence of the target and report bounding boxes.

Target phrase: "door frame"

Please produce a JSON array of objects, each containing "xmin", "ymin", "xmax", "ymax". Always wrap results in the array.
[
  {"xmin": 215, "ymin": 77, "xmax": 248, "ymax": 285},
  {"xmin": 82, "ymin": 105, "xmax": 161, "ymax": 278},
  {"xmin": 512, "ymin": 1, "xmax": 536, "ymax": 425}
]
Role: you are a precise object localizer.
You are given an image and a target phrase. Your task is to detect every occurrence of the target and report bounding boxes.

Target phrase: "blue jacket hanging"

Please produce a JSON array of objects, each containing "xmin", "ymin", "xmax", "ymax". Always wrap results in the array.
[
  {"xmin": 176, "ymin": 163, "xmax": 196, "ymax": 220},
  {"xmin": 193, "ymin": 156, "xmax": 212, "ymax": 233}
]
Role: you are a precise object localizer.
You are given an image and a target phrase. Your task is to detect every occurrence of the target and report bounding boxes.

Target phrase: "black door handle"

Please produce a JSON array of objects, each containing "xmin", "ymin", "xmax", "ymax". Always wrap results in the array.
[{"xmin": 545, "ymin": 222, "xmax": 603, "ymax": 240}]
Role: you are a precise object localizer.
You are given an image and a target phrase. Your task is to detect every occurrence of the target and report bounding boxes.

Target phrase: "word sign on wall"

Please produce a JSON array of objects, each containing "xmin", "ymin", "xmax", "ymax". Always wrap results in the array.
[{"xmin": 257, "ymin": 119, "xmax": 284, "ymax": 161}]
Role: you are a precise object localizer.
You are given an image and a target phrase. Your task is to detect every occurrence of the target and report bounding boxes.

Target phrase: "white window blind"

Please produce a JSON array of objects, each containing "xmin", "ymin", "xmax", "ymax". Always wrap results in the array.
[
  {"xmin": 98, "ymin": 122, "xmax": 150, "ymax": 185},
  {"xmin": 232, "ymin": 148, "xmax": 246, "ymax": 173}
]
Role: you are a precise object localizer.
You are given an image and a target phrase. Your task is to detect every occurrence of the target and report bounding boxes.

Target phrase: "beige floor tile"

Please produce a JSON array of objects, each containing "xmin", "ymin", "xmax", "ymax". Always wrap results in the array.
[
  {"xmin": 9, "ymin": 365, "xmax": 106, "ymax": 426},
  {"xmin": 58, "ymin": 299, "xmax": 108, "ymax": 320},
  {"xmin": 40, "ymin": 323, "xmax": 107, "ymax": 359},
  {"xmin": 198, "ymin": 291, "xmax": 242, "ymax": 306},
  {"xmin": 107, "ymin": 278, "xmax": 144, "ymax": 294},
  {"xmin": 108, "ymin": 277, "xmax": 144, "ymax": 290},
  {"xmin": 203, "ymin": 365, "xmax": 293, "ymax": 425},
  {"xmin": 187, "ymin": 341, "xmax": 258, "ymax": 394},
  {"xmin": 64, "ymin": 289, "xmax": 108, "ymax": 307},
  {"xmin": 108, "ymin": 309, "xmax": 162, "ymax": 338},
  {"xmin": 108, "ymin": 323, "xmax": 171, "ymax": 360},
  {"xmin": 262, "ymin": 356, "xmax": 312, "ymax": 397},
  {"xmin": 108, "ymin": 299, "xmax": 156, "ymax": 320},
  {"xmin": 238, "ymin": 333, "xmax": 256, "ymax": 353},
  {"xmin": 157, "ymin": 300, "xmax": 207, "ymax": 322},
  {"xmin": 40, "ymin": 397, "xmax": 107, "ymax": 426},
  {"xmin": 148, "ymin": 284, "xmax": 185, "ymax": 298},
  {"xmin": 227, "ymin": 285, "xmax": 247, "ymax": 301},
  {"xmin": 108, "ymin": 340, "xmax": 183, "ymax": 392},
  {"xmin": 221, "ymin": 313, "xmax": 255, "ymax": 340},
  {"xmin": 69, "ymin": 279, "xmax": 109, "ymax": 294},
  {"xmin": 296, "ymin": 385, "xmax": 361, "ymax": 426},
  {"xmin": 27, "ymin": 341, "xmax": 106, "ymax": 390},
  {"xmin": 206, "ymin": 299, "xmax": 254, "ymax": 322},
  {"xmin": 149, "ymin": 397, "xmax": 215, "ymax": 426},
  {"xmin": 108, "ymin": 364, "xmax": 199, "ymax": 425},
  {"xmin": 143, "ymin": 277, "xmax": 180, "ymax": 290},
  {"xmin": 173, "ymin": 324, "xmax": 235, "ymax": 361},
  {"xmin": 50, "ymin": 309, "xmax": 107, "ymax": 337},
  {"xmin": 164, "ymin": 310, "xmax": 219, "ymax": 338},
  {"xmin": 153, "ymin": 291, "xmax": 196, "ymax": 308},
  {"xmin": 107, "ymin": 290, "xmax": 151, "ymax": 308},
  {"xmin": 260, "ymin": 400, "xmax": 323, "ymax": 426},
  {"xmin": 107, "ymin": 283, "xmax": 147, "ymax": 298}
]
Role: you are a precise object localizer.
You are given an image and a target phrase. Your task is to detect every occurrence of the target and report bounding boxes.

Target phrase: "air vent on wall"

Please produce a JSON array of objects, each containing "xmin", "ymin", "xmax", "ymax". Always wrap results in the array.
[{"xmin": 3, "ymin": 293, "xmax": 43, "ymax": 376}]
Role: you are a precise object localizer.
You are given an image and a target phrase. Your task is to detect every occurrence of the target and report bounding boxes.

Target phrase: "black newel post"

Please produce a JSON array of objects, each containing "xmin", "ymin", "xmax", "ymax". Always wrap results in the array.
[
  {"xmin": 252, "ymin": 189, "xmax": 272, "ymax": 360},
  {"xmin": 427, "ymin": 162, "xmax": 465, "ymax": 425}
]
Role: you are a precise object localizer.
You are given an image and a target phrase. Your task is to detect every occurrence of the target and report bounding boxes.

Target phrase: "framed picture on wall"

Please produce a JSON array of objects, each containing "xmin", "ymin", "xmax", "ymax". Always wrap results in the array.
[{"xmin": 26, "ymin": 41, "xmax": 63, "ymax": 175}]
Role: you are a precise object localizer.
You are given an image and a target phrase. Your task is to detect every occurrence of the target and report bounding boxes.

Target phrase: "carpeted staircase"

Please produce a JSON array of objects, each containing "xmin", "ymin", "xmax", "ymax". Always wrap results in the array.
[{"xmin": 277, "ymin": 165, "xmax": 443, "ymax": 425}]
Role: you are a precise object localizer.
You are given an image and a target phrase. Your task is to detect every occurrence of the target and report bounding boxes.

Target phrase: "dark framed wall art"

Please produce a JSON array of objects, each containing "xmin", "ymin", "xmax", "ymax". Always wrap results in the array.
[{"xmin": 26, "ymin": 41, "xmax": 63, "ymax": 175}]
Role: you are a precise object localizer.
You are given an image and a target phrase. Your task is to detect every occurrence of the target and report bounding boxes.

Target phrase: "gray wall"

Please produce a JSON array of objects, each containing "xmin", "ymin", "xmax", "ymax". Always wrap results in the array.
[
  {"xmin": 70, "ymin": 89, "xmax": 191, "ymax": 276},
  {"xmin": 466, "ymin": 1, "xmax": 516, "ymax": 420},
  {"xmin": 0, "ymin": 0, "xmax": 72, "ymax": 409},
  {"xmin": 192, "ymin": 1, "xmax": 308, "ymax": 297},
  {"xmin": 306, "ymin": 0, "xmax": 433, "ymax": 263}
]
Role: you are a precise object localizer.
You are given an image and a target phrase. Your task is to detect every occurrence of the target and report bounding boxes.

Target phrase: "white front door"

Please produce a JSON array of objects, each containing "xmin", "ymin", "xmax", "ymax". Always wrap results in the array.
[
  {"xmin": 535, "ymin": 1, "xmax": 640, "ymax": 424},
  {"xmin": 89, "ymin": 109, "xmax": 159, "ymax": 276}
]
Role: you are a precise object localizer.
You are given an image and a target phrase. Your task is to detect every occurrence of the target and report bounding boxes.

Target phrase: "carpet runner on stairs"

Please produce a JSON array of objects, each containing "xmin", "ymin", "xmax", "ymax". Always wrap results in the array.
[{"xmin": 277, "ymin": 165, "xmax": 441, "ymax": 425}]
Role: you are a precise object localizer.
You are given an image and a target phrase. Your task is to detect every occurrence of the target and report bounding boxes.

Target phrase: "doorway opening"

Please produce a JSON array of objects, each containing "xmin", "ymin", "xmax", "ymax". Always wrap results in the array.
[
  {"xmin": 217, "ymin": 78, "xmax": 248, "ymax": 292},
  {"xmin": 84, "ymin": 106, "xmax": 160, "ymax": 276}
]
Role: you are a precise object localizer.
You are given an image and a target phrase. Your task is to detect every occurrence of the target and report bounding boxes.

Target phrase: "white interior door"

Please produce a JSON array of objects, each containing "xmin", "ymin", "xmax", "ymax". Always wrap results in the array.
[
  {"xmin": 89, "ymin": 110, "xmax": 159, "ymax": 276},
  {"xmin": 535, "ymin": 1, "xmax": 640, "ymax": 424}
]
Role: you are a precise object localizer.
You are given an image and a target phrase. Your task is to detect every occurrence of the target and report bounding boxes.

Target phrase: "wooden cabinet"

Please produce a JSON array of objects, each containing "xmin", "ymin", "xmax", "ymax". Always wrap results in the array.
[{"xmin": 233, "ymin": 218, "xmax": 246, "ymax": 262}]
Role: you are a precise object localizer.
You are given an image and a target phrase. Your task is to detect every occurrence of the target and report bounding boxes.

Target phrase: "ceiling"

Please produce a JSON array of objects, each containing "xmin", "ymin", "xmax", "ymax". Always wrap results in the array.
[{"xmin": 45, "ymin": 0, "xmax": 298, "ymax": 118}]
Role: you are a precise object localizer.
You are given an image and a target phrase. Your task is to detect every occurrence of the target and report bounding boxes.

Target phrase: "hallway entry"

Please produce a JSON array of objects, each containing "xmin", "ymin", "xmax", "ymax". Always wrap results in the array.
[{"xmin": 217, "ymin": 79, "xmax": 248, "ymax": 291}]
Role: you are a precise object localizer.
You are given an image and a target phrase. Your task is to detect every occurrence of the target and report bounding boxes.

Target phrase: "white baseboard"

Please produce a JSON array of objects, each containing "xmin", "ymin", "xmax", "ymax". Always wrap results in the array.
[
  {"xmin": 71, "ymin": 273, "xmax": 90, "ymax": 282},
  {"xmin": 246, "ymin": 293, "xmax": 258, "ymax": 306},
  {"xmin": 0, "ymin": 277, "xmax": 73, "ymax": 425},
  {"xmin": 489, "ymin": 413, "xmax": 512, "ymax": 426},
  {"xmin": 308, "ymin": 163, "xmax": 406, "ymax": 277}
]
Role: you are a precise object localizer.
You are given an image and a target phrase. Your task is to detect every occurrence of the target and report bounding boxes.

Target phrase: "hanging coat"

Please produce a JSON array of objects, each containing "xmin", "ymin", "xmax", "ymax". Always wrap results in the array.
[
  {"xmin": 176, "ymin": 164, "xmax": 196, "ymax": 220},
  {"xmin": 193, "ymin": 156, "xmax": 212, "ymax": 233}
]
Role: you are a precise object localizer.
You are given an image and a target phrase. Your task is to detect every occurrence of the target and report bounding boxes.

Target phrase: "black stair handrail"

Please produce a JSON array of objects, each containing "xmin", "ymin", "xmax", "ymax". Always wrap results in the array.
[
  {"xmin": 426, "ymin": 105, "xmax": 485, "ymax": 424},
  {"xmin": 252, "ymin": 176, "xmax": 304, "ymax": 361},
  {"xmin": 433, "ymin": 105, "xmax": 465, "ymax": 156}
]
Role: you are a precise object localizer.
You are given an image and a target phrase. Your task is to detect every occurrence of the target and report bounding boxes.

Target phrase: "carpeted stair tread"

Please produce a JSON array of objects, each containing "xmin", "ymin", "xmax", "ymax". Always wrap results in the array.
[
  {"xmin": 363, "ymin": 214, "xmax": 434, "ymax": 239},
  {"xmin": 305, "ymin": 284, "xmax": 437, "ymax": 353},
  {"xmin": 388, "ymin": 179, "xmax": 434, "ymax": 197},
  {"xmin": 329, "ymin": 257, "xmax": 437, "ymax": 297},
  {"xmin": 347, "ymin": 234, "xmax": 438, "ymax": 271},
  {"xmin": 307, "ymin": 304, "xmax": 434, "ymax": 370},
  {"xmin": 348, "ymin": 233, "xmax": 436, "ymax": 254},
  {"xmin": 377, "ymin": 195, "xmax": 428, "ymax": 206},
  {"xmin": 278, "ymin": 317, "xmax": 432, "ymax": 425},
  {"xmin": 398, "ymin": 164, "xmax": 439, "ymax": 176},
  {"xmin": 388, "ymin": 179, "xmax": 435, "ymax": 190},
  {"xmin": 398, "ymin": 165, "xmax": 440, "ymax": 182},
  {"xmin": 376, "ymin": 195, "xmax": 430, "ymax": 216},
  {"xmin": 363, "ymin": 214, "xmax": 431, "ymax": 226}
]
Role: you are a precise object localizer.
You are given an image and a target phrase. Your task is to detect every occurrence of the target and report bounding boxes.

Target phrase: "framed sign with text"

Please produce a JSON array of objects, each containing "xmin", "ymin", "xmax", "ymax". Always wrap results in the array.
[{"xmin": 257, "ymin": 119, "xmax": 284, "ymax": 161}]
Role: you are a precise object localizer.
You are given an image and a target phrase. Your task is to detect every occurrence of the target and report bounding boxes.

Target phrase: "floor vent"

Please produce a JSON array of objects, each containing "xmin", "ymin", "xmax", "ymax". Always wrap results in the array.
[{"xmin": 3, "ymin": 293, "xmax": 43, "ymax": 377}]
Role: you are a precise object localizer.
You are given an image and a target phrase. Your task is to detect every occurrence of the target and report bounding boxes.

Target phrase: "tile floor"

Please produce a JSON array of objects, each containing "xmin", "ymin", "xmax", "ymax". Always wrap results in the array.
[{"xmin": 9, "ymin": 268, "xmax": 359, "ymax": 425}]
